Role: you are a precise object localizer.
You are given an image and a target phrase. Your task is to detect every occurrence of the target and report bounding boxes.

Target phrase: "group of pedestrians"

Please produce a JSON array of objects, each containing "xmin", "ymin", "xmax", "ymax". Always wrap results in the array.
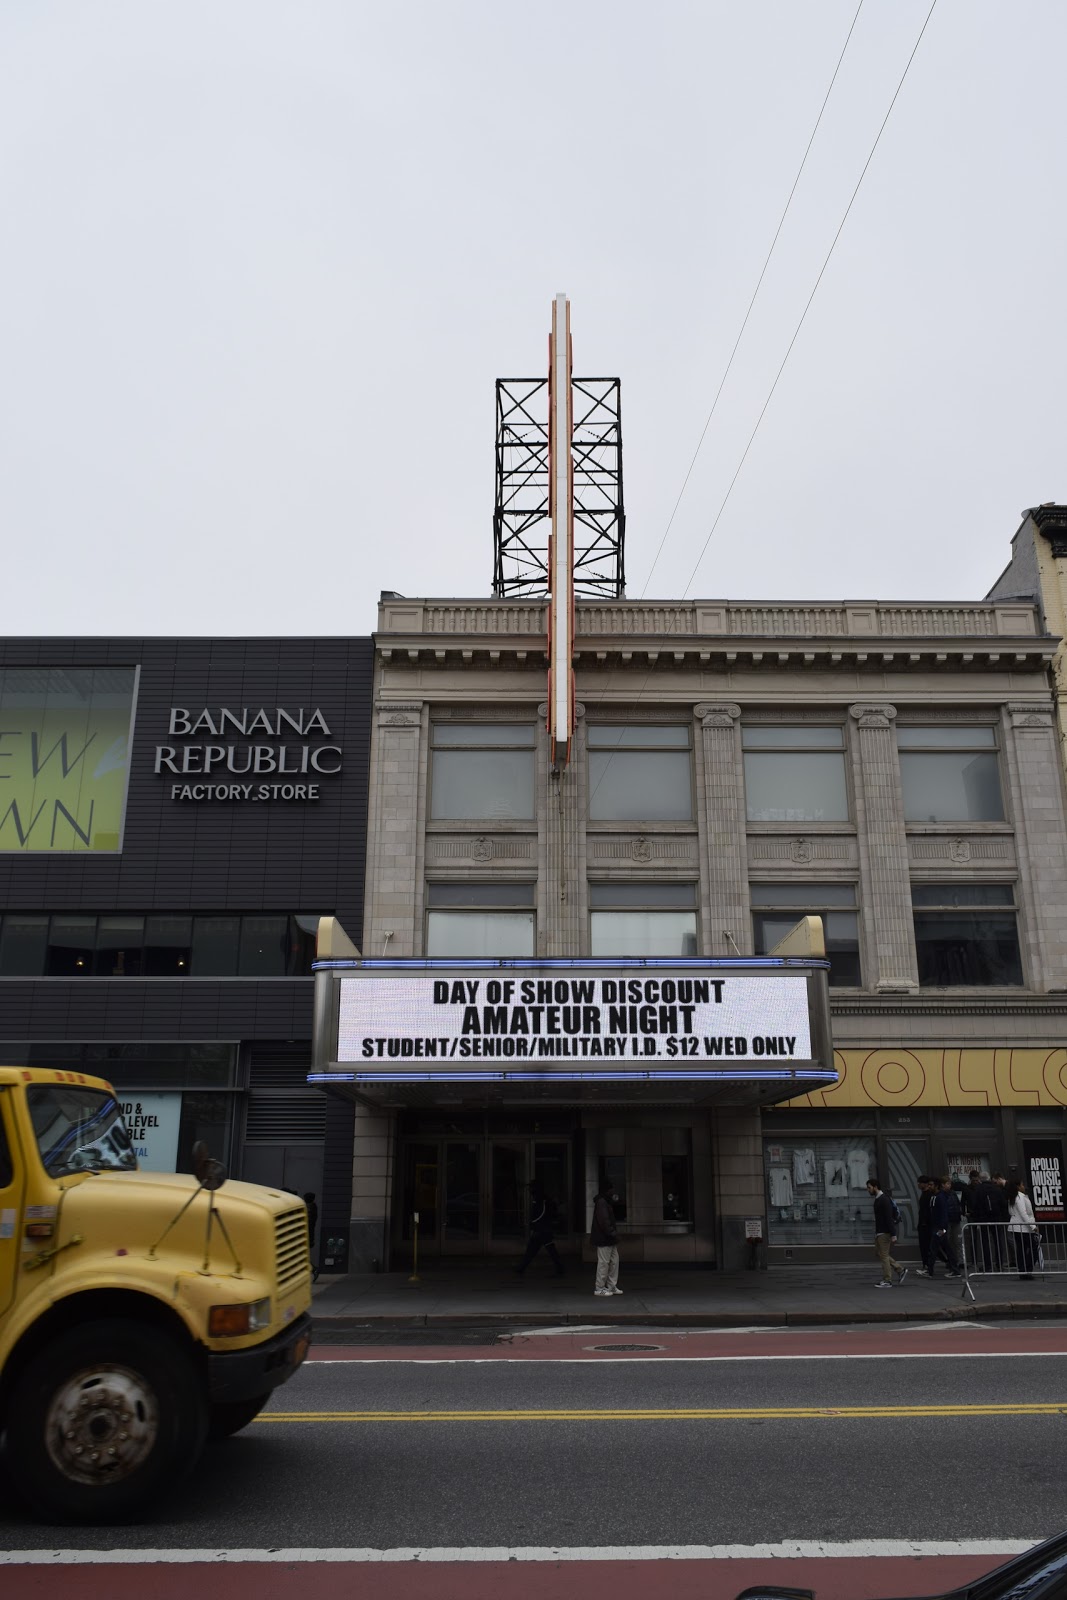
[{"xmin": 868, "ymin": 1169, "xmax": 1043, "ymax": 1285}]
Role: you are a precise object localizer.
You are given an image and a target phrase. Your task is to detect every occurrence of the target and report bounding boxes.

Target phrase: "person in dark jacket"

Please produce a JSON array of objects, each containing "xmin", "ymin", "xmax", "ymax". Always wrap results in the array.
[
  {"xmin": 591, "ymin": 1177, "xmax": 621, "ymax": 1296},
  {"xmin": 975, "ymin": 1171, "xmax": 1009, "ymax": 1268},
  {"xmin": 866, "ymin": 1179, "xmax": 907, "ymax": 1287},
  {"xmin": 515, "ymin": 1181, "xmax": 565, "ymax": 1277},
  {"xmin": 915, "ymin": 1175, "xmax": 937, "ymax": 1275},
  {"xmin": 932, "ymin": 1176, "xmax": 962, "ymax": 1275}
]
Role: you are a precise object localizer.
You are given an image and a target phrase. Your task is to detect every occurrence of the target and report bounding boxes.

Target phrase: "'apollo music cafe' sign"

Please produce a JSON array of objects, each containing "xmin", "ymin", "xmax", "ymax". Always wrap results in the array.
[{"xmin": 310, "ymin": 957, "xmax": 836, "ymax": 1105}]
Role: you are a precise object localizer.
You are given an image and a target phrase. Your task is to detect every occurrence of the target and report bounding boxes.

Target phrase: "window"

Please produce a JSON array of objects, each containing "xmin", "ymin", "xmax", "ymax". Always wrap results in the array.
[
  {"xmin": 588, "ymin": 725, "xmax": 692, "ymax": 821},
  {"xmin": 425, "ymin": 883, "xmax": 535, "ymax": 956},
  {"xmin": 143, "ymin": 916, "xmax": 193, "ymax": 976},
  {"xmin": 589, "ymin": 883, "xmax": 697, "ymax": 956},
  {"xmin": 912, "ymin": 883, "xmax": 1022, "ymax": 986},
  {"xmin": 238, "ymin": 915, "xmax": 289, "ymax": 977},
  {"xmin": 897, "ymin": 726, "xmax": 1004, "ymax": 823},
  {"xmin": 0, "ymin": 915, "xmax": 322, "ymax": 979},
  {"xmin": 191, "ymin": 916, "xmax": 240, "ymax": 976},
  {"xmin": 764, "ymin": 1134, "xmax": 876, "ymax": 1245},
  {"xmin": 751, "ymin": 883, "xmax": 861, "ymax": 987},
  {"xmin": 742, "ymin": 726, "xmax": 849, "ymax": 823},
  {"xmin": 0, "ymin": 915, "xmax": 49, "ymax": 976},
  {"xmin": 45, "ymin": 916, "xmax": 96, "ymax": 976},
  {"xmin": 430, "ymin": 723, "xmax": 536, "ymax": 821},
  {"xmin": 661, "ymin": 1155, "xmax": 691, "ymax": 1223},
  {"xmin": 94, "ymin": 916, "xmax": 144, "ymax": 976}
]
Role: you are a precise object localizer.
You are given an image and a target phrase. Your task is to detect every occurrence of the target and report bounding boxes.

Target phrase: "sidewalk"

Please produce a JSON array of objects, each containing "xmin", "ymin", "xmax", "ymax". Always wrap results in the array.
[{"xmin": 311, "ymin": 1260, "xmax": 1067, "ymax": 1328}]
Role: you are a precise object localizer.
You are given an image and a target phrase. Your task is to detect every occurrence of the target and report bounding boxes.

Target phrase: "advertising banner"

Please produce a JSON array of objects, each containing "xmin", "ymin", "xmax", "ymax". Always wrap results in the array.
[
  {"xmin": 118, "ymin": 1093, "xmax": 182, "ymax": 1173},
  {"xmin": 336, "ymin": 969, "xmax": 814, "ymax": 1073},
  {"xmin": 0, "ymin": 667, "xmax": 137, "ymax": 852},
  {"xmin": 1023, "ymin": 1140, "xmax": 1065, "ymax": 1222}
]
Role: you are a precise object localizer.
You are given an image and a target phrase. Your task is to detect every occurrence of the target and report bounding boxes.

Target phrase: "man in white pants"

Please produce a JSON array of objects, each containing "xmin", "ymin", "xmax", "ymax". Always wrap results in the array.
[{"xmin": 591, "ymin": 1177, "xmax": 622, "ymax": 1296}]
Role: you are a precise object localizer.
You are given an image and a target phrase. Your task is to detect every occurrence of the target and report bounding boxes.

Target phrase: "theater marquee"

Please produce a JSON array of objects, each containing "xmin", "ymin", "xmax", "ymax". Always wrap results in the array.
[{"xmin": 310, "ymin": 958, "xmax": 835, "ymax": 1102}]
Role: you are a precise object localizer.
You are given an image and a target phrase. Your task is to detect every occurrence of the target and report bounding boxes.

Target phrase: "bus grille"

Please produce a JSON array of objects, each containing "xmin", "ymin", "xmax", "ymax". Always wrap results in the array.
[{"xmin": 275, "ymin": 1208, "xmax": 310, "ymax": 1292}]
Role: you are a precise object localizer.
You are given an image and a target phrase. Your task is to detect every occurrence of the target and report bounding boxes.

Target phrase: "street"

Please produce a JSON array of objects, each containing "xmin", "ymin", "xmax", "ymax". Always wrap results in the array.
[{"xmin": 2, "ymin": 1321, "xmax": 1065, "ymax": 1599}]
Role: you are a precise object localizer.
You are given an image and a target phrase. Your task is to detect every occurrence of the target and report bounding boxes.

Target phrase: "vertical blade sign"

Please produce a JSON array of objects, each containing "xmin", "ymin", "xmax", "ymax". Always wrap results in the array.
[{"xmin": 547, "ymin": 293, "xmax": 574, "ymax": 768}]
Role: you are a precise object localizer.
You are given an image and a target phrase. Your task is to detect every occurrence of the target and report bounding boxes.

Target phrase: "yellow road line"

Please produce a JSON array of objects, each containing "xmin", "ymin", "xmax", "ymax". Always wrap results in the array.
[{"xmin": 258, "ymin": 1402, "xmax": 1067, "ymax": 1423}]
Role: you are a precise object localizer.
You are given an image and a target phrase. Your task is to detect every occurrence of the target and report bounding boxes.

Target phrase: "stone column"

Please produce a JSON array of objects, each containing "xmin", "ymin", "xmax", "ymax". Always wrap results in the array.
[
  {"xmin": 713, "ymin": 1108, "xmax": 765, "ymax": 1271},
  {"xmin": 694, "ymin": 702, "xmax": 748, "ymax": 958},
  {"xmin": 349, "ymin": 1104, "xmax": 396, "ymax": 1271},
  {"xmin": 849, "ymin": 702, "xmax": 917, "ymax": 991},
  {"xmin": 539, "ymin": 701, "xmax": 586, "ymax": 956},
  {"xmin": 363, "ymin": 700, "xmax": 426, "ymax": 957},
  {"xmin": 1003, "ymin": 702, "xmax": 1067, "ymax": 991}
]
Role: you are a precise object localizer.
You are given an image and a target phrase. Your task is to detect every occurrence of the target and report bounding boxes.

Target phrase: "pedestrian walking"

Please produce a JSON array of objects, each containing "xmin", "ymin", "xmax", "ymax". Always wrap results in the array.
[
  {"xmin": 866, "ymin": 1179, "xmax": 907, "ymax": 1288},
  {"xmin": 932, "ymin": 1176, "xmax": 962, "ymax": 1276},
  {"xmin": 915, "ymin": 1175, "xmax": 937, "ymax": 1276},
  {"xmin": 515, "ymin": 1181, "xmax": 565, "ymax": 1277},
  {"xmin": 591, "ymin": 1177, "xmax": 622, "ymax": 1297},
  {"xmin": 1006, "ymin": 1177, "xmax": 1040, "ymax": 1280}
]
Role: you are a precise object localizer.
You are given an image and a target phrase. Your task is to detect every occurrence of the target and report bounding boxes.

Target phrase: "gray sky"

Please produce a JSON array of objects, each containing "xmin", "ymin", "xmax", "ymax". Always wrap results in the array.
[{"xmin": 1, "ymin": 1, "xmax": 1064, "ymax": 636}]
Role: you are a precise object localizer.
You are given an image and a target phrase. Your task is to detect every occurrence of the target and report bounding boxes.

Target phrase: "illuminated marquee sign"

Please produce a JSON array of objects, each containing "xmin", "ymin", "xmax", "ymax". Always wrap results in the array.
[
  {"xmin": 0, "ymin": 667, "xmax": 136, "ymax": 853},
  {"xmin": 313, "ymin": 959, "xmax": 833, "ymax": 1088}
]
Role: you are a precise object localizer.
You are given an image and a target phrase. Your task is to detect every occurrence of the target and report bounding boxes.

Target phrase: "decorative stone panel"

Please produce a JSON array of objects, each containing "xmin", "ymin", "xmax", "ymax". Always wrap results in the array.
[
  {"xmin": 589, "ymin": 836, "xmax": 696, "ymax": 863},
  {"xmin": 749, "ymin": 837, "xmax": 857, "ymax": 865},
  {"xmin": 427, "ymin": 836, "xmax": 536, "ymax": 863},
  {"xmin": 908, "ymin": 836, "xmax": 1014, "ymax": 864}
]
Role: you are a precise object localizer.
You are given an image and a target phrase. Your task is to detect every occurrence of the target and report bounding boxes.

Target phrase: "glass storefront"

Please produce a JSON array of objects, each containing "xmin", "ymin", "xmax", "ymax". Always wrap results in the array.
[{"xmin": 0, "ymin": 1041, "xmax": 239, "ymax": 1174}]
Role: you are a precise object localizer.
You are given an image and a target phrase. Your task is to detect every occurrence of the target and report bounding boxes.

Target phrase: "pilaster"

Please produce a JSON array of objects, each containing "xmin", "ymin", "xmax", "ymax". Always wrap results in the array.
[
  {"xmin": 364, "ymin": 699, "xmax": 426, "ymax": 957},
  {"xmin": 1003, "ymin": 702, "xmax": 1067, "ymax": 990},
  {"xmin": 694, "ymin": 702, "xmax": 748, "ymax": 957},
  {"xmin": 540, "ymin": 701, "xmax": 586, "ymax": 956},
  {"xmin": 849, "ymin": 702, "xmax": 917, "ymax": 991}
]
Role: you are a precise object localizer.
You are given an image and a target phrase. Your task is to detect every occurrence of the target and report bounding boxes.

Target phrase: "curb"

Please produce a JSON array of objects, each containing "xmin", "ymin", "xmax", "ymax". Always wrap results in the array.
[{"xmin": 311, "ymin": 1301, "xmax": 1067, "ymax": 1332}]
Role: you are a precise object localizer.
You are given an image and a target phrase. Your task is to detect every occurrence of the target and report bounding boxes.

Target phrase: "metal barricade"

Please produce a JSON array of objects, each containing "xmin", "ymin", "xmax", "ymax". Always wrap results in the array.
[{"xmin": 960, "ymin": 1220, "xmax": 1067, "ymax": 1302}]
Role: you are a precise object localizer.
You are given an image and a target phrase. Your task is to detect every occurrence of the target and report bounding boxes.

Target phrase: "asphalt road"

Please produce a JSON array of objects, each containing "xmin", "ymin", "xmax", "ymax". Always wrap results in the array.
[{"xmin": 2, "ymin": 1339, "xmax": 1065, "ymax": 1550}]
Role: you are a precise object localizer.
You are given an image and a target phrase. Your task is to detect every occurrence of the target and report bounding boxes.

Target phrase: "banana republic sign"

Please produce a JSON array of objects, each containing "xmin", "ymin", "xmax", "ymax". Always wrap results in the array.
[{"xmin": 156, "ymin": 707, "xmax": 342, "ymax": 803}]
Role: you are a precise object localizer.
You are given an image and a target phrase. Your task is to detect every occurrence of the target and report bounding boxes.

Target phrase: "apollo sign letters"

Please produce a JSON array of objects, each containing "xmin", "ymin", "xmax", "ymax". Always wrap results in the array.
[{"xmin": 155, "ymin": 707, "xmax": 342, "ymax": 803}]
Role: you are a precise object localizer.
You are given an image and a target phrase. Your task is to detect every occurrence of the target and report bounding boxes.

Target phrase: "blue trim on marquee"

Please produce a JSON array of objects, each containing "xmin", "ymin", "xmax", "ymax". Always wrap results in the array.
[
  {"xmin": 314, "ymin": 956, "xmax": 829, "ymax": 971},
  {"xmin": 309, "ymin": 1067, "xmax": 832, "ymax": 1085}
]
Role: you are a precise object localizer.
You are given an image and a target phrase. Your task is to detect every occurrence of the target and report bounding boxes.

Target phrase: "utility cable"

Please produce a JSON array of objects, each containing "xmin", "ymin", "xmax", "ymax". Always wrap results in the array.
[
  {"xmin": 639, "ymin": 0, "xmax": 865, "ymax": 599},
  {"xmin": 678, "ymin": 0, "xmax": 938, "ymax": 600},
  {"xmin": 584, "ymin": 0, "xmax": 938, "ymax": 812}
]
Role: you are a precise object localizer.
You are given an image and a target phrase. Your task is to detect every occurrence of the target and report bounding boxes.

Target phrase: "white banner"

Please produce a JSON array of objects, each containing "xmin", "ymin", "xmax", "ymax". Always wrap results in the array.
[
  {"xmin": 118, "ymin": 1092, "xmax": 182, "ymax": 1172},
  {"xmin": 337, "ymin": 971, "xmax": 812, "ymax": 1069}
]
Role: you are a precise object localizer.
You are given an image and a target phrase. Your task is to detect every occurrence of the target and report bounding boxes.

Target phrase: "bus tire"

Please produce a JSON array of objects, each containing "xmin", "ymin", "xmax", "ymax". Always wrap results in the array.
[{"xmin": 6, "ymin": 1317, "xmax": 208, "ymax": 1523}]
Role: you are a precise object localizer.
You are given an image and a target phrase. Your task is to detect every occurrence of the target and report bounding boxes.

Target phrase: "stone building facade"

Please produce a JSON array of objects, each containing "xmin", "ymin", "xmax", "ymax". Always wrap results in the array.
[{"xmin": 352, "ymin": 591, "xmax": 1067, "ymax": 1269}]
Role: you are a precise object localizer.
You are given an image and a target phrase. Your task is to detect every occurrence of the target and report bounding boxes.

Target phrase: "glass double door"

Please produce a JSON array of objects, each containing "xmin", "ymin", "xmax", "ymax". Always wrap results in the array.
[{"xmin": 400, "ymin": 1136, "xmax": 570, "ymax": 1255}]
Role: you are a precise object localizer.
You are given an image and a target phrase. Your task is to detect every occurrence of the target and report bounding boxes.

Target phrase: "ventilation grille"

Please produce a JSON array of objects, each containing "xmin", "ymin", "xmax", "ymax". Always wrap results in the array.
[
  {"xmin": 248, "ymin": 1052, "xmax": 313, "ymax": 1091},
  {"xmin": 275, "ymin": 1207, "xmax": 311, "ymax": 1293},
  {"xmin": 245, "ymin": 1096, "xmax": 326, "ymax": 1141}
]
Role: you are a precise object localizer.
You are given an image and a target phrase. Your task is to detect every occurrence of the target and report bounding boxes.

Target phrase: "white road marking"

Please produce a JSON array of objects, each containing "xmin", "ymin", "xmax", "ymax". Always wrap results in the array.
[
  {"xmin": 0, "ymin": 1540, "xmax": 1041, "ymax": 1565},
  {"xmin": 307, "ymin": 1350, "xmax": 1067, "ymax": 1364}
]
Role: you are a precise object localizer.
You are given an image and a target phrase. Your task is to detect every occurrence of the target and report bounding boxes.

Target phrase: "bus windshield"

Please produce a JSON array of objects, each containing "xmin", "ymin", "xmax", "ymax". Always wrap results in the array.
[{"xmin": 26, "ymin": 1085, "xmax": 137, "ymax": 1177}]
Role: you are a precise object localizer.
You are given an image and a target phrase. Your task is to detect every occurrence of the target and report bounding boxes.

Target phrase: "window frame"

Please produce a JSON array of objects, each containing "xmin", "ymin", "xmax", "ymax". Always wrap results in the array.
[
  {"xmin": 895, "ymin": 723, "xmax": 1006, "ymax": 826},
  {"xmin": 586, "ymin": 723, "xmax": 695, "ymax": 824},
  {"xmin": 588, "ymin": 880, "xmax": 699, "ymax": 957},
  {"xmin": 428, "ymin": 721, "xmax": 537, "ymax": 824},
  {"xmin": 424, "ymin": 881, "xmax": 537, "ymax": 958},
  {"xmin": 750, "ymin": 882, "xmax": 862, "ymax": 989},
  {"xmin": 911, "ymin": 880, "xmax": 1024, "ymax": 988},
  {"xmin": 741, "ymin": 723, "xmax": 851, "ymax": 827}
]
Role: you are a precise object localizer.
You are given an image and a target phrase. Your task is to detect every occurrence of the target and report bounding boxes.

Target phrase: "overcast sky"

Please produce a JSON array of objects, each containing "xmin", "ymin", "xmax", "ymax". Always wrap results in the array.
[{"xmin": 1, "ymin": 1, "xmax": 1064, "ymax": 636}]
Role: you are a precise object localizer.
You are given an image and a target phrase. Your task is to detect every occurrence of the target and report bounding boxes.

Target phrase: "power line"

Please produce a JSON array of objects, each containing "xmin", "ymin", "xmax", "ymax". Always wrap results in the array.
[
  {"xmin": 584, "ymin": 0, "xmax": 939, "ymax": 812},
  {"xmin": 640, "ymin": 0, "xmax": 866, "ymax": 599},
  {"xmin": 679, "ymin": 0, "xmax": 938, "ymax": 600}
]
